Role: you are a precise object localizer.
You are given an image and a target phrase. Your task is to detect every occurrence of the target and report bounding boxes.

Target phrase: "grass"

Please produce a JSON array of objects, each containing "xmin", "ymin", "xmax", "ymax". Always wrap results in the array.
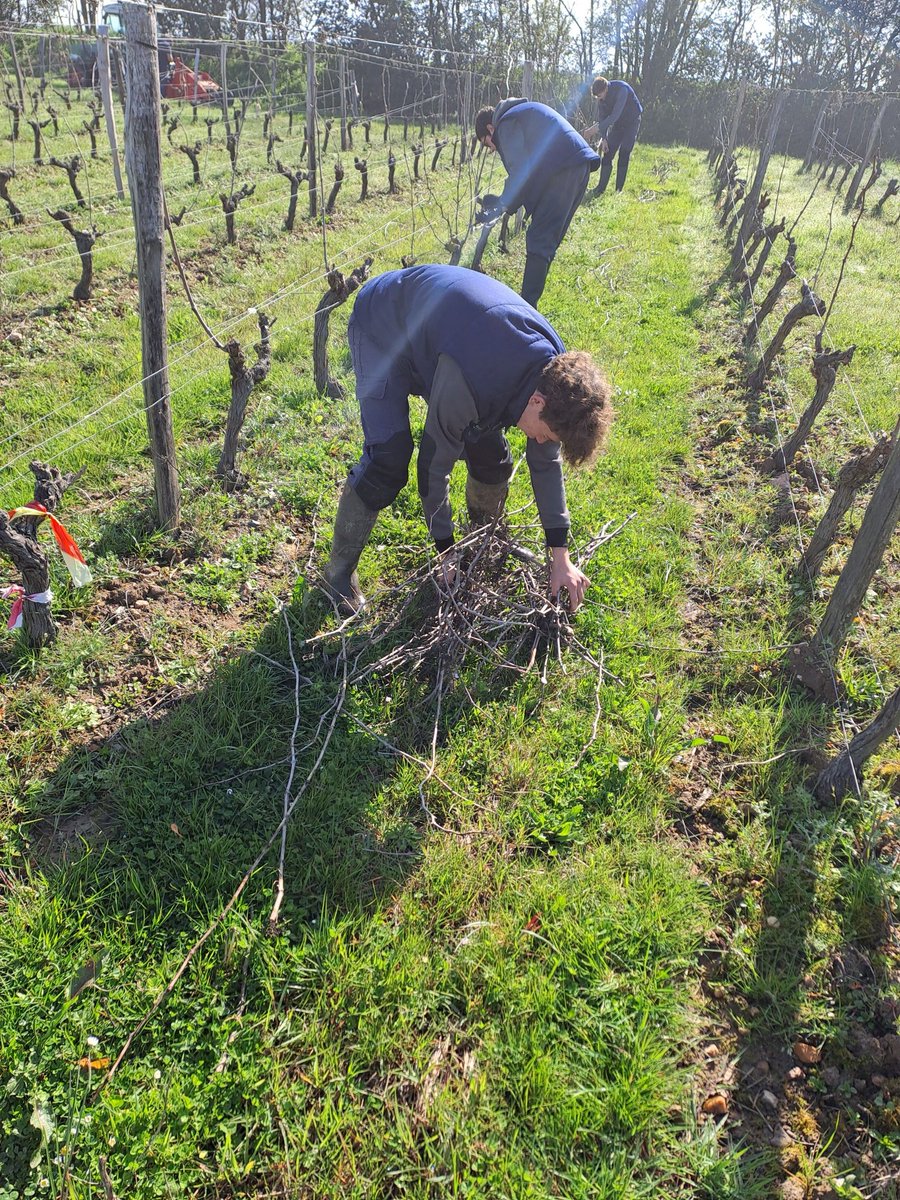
[{"xmin": 0, "ymin": 79, "xmax": 898, "ymax": 1198}]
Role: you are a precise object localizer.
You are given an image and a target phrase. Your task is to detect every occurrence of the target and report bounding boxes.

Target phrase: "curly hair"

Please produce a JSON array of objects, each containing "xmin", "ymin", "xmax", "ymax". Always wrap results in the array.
[
  {"xmin": 591, "ymin": 76, "xmax": 609, "ymax": 97},
  {"xmin": 474, "ymin": 106, "xmax": 495, "ymax": 141},
  {"xmin": 538, "ymin": 351, "xmax": 613, "ymax": 468}
]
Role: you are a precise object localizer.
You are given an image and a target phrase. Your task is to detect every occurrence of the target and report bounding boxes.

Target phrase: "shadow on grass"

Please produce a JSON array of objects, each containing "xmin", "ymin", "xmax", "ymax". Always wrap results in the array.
[
  {"xmin": 723, "ymin": 683, "xmax": 900, "ymax": 1192},
  {"xmin": 0, "ymin": 591, "xmax": 440, "ymax": 1189}
]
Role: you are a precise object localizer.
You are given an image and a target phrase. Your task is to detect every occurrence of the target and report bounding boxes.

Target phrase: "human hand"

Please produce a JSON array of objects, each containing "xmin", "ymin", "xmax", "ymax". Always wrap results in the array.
[
  {"xmin": 584, "ymin": 123, "xmax": 598, "ymax": 140},
  {"xmin": 549, "ymin": 548, "xmax": 589, "ymax": 612}
]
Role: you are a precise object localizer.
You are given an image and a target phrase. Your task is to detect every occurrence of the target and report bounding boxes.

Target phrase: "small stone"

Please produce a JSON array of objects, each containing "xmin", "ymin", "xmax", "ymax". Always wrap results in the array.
[
  {"xmin": 793, "ymin": 1041, "xmax": 822, "ymax": 1064},
  {"xmin": 766, "ymin": 915, "xmax": 780, "ymax": 927},
  {"xmin": 703, "ymin": 1043, "xmax": 719, "ymax": 1058},
  {"xmin": 761, "ymin": 1089, "xmax": 778, "ymax": 1108},
  {"xmin": 134, "ymin": 599, "xmax": 150, "ymax": 609},
  {"xmin": 786, "ymin": 1066, "xmax": 804, "ymax": 1081},
  {"xmin": 755, "ymin": 1059, "xmax": 770, "ymax": 1075},
  {"xmin": 821, "ymin": 1066, "xmax": 840, "ymax": 1088},
  {"xmin": 770, "ymin": 1123, "xmax": 794, "ymax": 1148},
  {"xmin": 7, "ymin": 330, "xmax": 23, "ymax": 346},
  {"xmin": 701, "ymin": 1093, "xmax": 728, "ymax": 1116},
  {"xmin": 146, "ymin": 585, "xmax": 166, "ymax": 600}
]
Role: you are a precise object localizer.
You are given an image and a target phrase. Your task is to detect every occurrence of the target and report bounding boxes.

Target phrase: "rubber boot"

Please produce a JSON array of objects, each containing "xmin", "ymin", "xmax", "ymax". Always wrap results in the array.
[
  {"xmin": 520, "ymin": 253, "xmax": 551, "ymax": 307},
  {"xmin": 322, "ymin": 483, "xmax": 379, "ymax": 614},
  {"xmin": 466, "ymin": 476, "xmax": 508, "ymax": 526},
  {"xmin": 466, "ymin": 476, "xmax": 538, "ymax": 564}
]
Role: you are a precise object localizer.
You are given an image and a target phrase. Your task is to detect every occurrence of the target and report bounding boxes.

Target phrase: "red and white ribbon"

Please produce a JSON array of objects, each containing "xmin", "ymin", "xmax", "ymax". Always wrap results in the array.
[
  {"xmin": 7, "ymin": 503, "xmax": 92, "ymax": 587},
  {"xmin": 2, "ymin": 585, "xmax": 53, "ymax": 630}
]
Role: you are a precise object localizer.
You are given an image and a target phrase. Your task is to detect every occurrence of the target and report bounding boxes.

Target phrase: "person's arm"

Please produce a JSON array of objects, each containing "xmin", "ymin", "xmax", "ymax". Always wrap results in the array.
[
  {"xmin": 418, "ymin": 355, "xmax": 479, "ymax": 551},
  {"xmin": 600, "ymin": 82, "xmax": 628, "ymax": 137},
  {"xmin": 526, "ymin": 440, "xmax": 590, "ymax": 611},
  {"xmin": 495, "ymin": 120, "xmax": 531, "ymax": 212}
]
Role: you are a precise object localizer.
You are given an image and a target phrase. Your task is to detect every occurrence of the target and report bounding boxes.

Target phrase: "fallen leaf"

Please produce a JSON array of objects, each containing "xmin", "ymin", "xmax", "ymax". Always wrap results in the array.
[
  {"xmin": 523, "ymin": 914, "xmax": 542, "ymax": 933},
  {"xmin": 77, "ymin": 1056, "xmax": 110, "ymax": 1070},
  {"xmin": 701, "ymin": 1093, "xmax": 728, "ymax": 1116},
  {"xmin": 793, "ymin": 1041, "xmax": 821, "ymax": 1065},
  {"xmin": 170, "ymin": 823, "xmax": 182, "ymax": 838}
]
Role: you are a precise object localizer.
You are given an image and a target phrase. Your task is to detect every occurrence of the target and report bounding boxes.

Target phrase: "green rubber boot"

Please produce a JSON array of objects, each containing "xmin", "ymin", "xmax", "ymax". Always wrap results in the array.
[
  {"xmin": 466, "ymin": 476, "xmax": 537, "ymax": 564},
  {"xmin": 322, "ymin": 484, "xmax": 379, "ymax": 614},
  {"xmin": 466, "ymin": 476, "xmax": 508, "ymax": 526}
]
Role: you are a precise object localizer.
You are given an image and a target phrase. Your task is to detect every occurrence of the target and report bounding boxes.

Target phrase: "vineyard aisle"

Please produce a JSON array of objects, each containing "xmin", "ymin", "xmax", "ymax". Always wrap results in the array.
[{"xmin": 1, "ymin": 143, "xmax": 897, "ymax": 1198}]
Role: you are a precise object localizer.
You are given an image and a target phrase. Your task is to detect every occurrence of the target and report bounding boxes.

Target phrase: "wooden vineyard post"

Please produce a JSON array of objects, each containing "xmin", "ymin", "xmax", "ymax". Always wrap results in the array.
[
  {"xmin": 121, "ymin": 1, "xmax": 181, "ymax": 530},
  {"xmin": 219, "ymin": 45, "xmax": 231, "ymax": 136},
  {"xmin": 97, "ymin": 26, "xmax": 125, "ymax": 201},
  {"xmin": 725, "ymin": 79, "xmax": 747, "ymax": 162},
  {"xmin": 813, "ymin": 688, "xmax": 900, "ymax": 803},
  {"xmin": 802, "ymin": 92, "xmax": 832, "ymax": 173},
  {"xmin": 796, "ymin": 431, "xmax": 900, "ymax": 685},
  {"xmin": 844, "ymin": 98, "xmax": 890, "ymax": 211},
  {"xmin": 306, "ymin": 44, "xmax": 317, "ymax": 218},
  {"xmin": 730, "ymin": 90, "xmax": 785, "ymax": 275},
  {"xmin": 339, "ymin": 55, "xmax": 348, "ymax": 151},
  {"xmin": 7, "ymin": 34, "xmax": 26, "ymax": 113}
]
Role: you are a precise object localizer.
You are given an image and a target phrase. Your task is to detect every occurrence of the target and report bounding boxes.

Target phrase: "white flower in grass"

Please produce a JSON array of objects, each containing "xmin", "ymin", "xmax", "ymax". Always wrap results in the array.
[
  {"xmin": 153, "ymin": 1069, "xmax": 162, "ymax": 1081},
  {"xmin": 86, "ymin": 1036, "xmax": 99, "ymax": 1048}
]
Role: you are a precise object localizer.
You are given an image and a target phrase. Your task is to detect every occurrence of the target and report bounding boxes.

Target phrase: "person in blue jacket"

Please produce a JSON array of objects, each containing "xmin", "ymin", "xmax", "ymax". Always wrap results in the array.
[
  {"xmin": 474, "ymin": 99, "xmax": 601, "ymax": 307},
  {"xmin": 323, "ymin": 264, "xmax": 613, "ymax": 616},
  {"xmin": 584, "ymin": 76, "xmax": 643, "ymax": 196}
]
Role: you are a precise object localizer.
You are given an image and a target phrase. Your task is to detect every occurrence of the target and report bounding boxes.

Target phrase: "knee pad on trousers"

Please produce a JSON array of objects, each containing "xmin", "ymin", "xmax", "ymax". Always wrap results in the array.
[{"xmin": 351, "ymin": 429, "xmax": 414, "ymax": 510}]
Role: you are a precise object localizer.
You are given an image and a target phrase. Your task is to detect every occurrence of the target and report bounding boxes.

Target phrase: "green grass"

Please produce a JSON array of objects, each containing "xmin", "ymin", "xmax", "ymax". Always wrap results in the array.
[{"xmin": 0, "ymin": 89, "xmax": 898, "ymax": 1198}]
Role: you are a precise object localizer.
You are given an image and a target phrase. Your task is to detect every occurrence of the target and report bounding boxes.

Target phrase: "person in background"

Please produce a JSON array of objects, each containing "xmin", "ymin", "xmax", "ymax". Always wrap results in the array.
[
  {"xmin": 322, "ymin": 264, "xmax": 614, "ymax": 616},
  {"xmin": 474, "ymin": 100, "xmax": 601, "ymax": 307},
  {"xmin": 584, "ymin": 76, "xmax": 643, "ymax": 196}
]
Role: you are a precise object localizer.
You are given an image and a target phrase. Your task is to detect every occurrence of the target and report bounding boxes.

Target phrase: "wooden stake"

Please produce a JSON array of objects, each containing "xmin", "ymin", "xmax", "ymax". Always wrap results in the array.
[
  {"xmin": 844, "ymin": 98, "xmax": 889, "ymax": 211},
  {"xmin": 97, "ymin": 28, "xmax": 125, "ymax": 201},
  {"xmin": 730, "ymin": 90, "xmax": 785, "ymax": 275},
  {"xmin": 306, "ymin": 44, "xmax": 317, "ymax": 218},
  {"xmin": 725, "ymin": 79, "xmax": 747, "ymax": 161},
  {"xmin": 7, "ymin": 34, "xmax": 25, "ymax": 113},
  {"xmin": 339, "ymin": 54, "xmax": 348, "ymax": 151},
  {"xmin": 219, "ymin": 44, "xmax": 231, "ymax": 136},
  {"xmin": 121, "ymin": 2, "xmax": 181, "ymax": 530}
]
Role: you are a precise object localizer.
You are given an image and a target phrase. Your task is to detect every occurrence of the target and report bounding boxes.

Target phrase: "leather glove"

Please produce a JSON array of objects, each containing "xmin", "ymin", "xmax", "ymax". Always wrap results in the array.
[{"xmin": 475, "ymin": 194, "xmax": 503, "ymax": 225}]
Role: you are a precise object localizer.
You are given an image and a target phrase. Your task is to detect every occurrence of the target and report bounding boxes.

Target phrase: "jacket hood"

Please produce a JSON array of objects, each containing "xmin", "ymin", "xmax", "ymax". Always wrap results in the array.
[{"xmin": 492, "ymin": 96, "xmax": 529, "ymax": 123}]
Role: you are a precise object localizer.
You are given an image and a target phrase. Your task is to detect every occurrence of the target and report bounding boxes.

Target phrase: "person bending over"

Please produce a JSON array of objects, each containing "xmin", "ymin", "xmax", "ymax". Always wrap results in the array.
[
  {"xmin": 474, "ymin": 100, "xmax": 601, "ymax": 307},
  {"xmin": 323, "ymin": 264, "xmax": 613, "ymax": 615},
  {"xmin": 584, "ymin": 76, "xmax": 643, "ymax": 196}
]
